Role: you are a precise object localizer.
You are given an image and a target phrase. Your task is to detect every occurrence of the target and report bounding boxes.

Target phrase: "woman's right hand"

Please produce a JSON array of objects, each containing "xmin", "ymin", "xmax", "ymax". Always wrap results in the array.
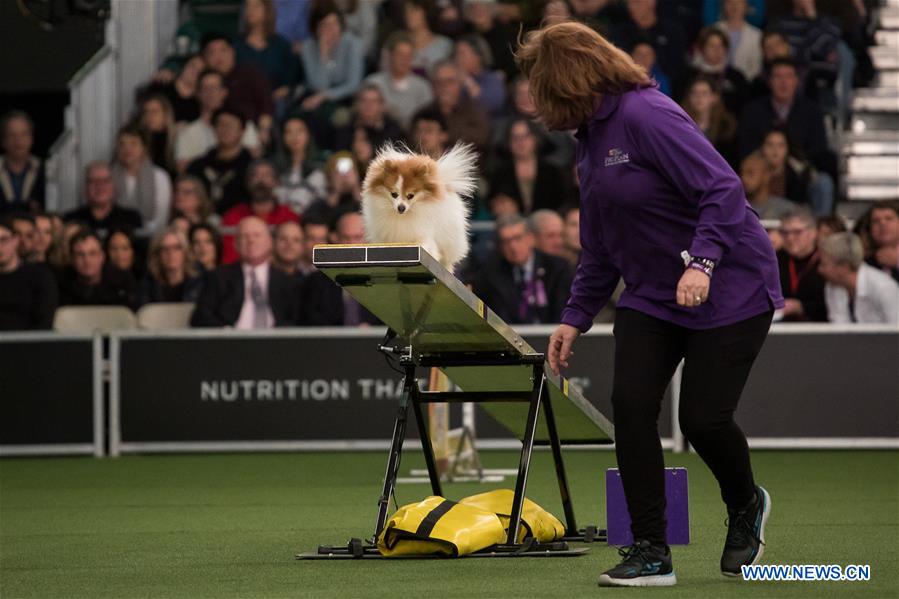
[{"xmin": 548, "ymin": 323, "xmax": 580, "ymax": 376}]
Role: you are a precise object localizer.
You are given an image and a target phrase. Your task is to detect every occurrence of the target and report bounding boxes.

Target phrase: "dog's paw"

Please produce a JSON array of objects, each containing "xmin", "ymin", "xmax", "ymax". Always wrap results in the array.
[{"xmin": 421, "ymin": 241, "xmax": 443, "ymax": 263}]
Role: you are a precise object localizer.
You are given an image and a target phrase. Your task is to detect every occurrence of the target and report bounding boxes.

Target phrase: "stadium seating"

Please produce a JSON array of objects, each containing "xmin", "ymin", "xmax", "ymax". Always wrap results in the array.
[
  {"xmin": 52, "ymin": 306, "xmax": 138, "ymax": 333},
  {"xmin": 843, "ymin": 1, "xmax": 899, "ymax": 213},
  {"xmin": 136, "ymin": 303, "xmax": 196, "ymax": 330}
]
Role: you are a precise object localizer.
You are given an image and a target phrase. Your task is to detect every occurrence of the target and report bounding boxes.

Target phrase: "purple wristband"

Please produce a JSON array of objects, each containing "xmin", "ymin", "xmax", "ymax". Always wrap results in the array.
[
  {"xmin": 687, "ymin": 262, "xmax": 713, "ymax": 277},
  {"xmin": 680, "ymin": 251, "xmax": 716, "ymax": 277}
]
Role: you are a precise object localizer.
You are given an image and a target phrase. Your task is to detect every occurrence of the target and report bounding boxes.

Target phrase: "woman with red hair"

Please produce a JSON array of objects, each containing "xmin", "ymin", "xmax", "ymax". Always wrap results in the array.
[{"xmin": 518, "ymin": 22, "xmax": 783, "ymax": 587}]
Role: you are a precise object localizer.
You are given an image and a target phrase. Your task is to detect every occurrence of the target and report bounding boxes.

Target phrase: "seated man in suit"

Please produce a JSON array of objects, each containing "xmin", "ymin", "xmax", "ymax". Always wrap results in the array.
[
  {"xmin": 473, "ymin": 213, "xmax": 574, "ymax": 324},
  {"xmin": 191, "ymin": 216, "xmax": 299, "ymax": 327},
  {"xmin": 299, "ymin": 210, "xmax": 379, "ymax": 326}
]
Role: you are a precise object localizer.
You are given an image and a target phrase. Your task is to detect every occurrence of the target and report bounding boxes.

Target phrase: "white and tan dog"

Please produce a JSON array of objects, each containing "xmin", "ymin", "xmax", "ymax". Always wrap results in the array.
[{"xmin": 361, "ymin": 143, "xmax": 478, "ymax": 270}]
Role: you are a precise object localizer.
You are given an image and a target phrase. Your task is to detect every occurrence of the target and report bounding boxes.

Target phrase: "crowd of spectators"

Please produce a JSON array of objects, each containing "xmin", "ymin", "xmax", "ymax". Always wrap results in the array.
[{"xmin": 1, "ymin": 0, "xmax": 897, "ymax": 331}]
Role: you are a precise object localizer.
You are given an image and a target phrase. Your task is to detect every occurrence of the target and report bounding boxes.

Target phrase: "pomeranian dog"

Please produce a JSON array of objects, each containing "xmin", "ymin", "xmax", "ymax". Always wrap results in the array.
[{"xmin": 361, "ymin": 143, "xmax": 478, "ymax": 270}]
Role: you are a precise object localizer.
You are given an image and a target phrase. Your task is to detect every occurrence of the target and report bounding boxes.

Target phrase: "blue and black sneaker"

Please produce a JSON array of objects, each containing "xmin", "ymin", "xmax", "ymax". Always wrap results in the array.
[
  {"xmin": 597, "ymin": 540, "xmax": 677, "ymax": 587},
  {"xmin": 721, "ymin": 485, "xmax": 771, "ymax": 577}
]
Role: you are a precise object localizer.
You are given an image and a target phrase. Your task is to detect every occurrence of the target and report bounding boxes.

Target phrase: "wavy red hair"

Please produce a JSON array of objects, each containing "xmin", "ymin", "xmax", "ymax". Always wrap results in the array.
[{"xmin": 515, "ymin": 21, "xmax": 652, "ymax": 130}]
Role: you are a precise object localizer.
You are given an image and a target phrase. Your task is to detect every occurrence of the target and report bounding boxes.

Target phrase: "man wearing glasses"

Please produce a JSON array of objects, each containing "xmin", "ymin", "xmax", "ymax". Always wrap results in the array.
[
  {"xmin": 64, "ymin": 161, "xmax": 142, "ymax": 239},
  {"xmin": 472, "ymin": 213, "xmax": 573, "ymax": 325},
  {"xmin": 776, "ymin": 208, "xmax": 827, "ymax": 322}
]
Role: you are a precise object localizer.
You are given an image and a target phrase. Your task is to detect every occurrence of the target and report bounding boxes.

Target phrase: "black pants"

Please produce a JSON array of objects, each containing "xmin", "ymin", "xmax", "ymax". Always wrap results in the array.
[{"xmin": 611, "ymin": 308, "xmax": 773, "ymax": 547}]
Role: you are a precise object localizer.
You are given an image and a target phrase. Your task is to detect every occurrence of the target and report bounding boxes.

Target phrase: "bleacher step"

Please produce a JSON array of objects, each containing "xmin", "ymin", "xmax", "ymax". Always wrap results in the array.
[
  {"xmin": 846, "ymin": 182, "xmax": 899, "ymax": 201},
  {"xmin": 852, "ymin": 90, "xmax": 899, "ymax": 112},
  {"xmin": 846, "ymin": 156, "xmax": 899, "ymax": 178}
]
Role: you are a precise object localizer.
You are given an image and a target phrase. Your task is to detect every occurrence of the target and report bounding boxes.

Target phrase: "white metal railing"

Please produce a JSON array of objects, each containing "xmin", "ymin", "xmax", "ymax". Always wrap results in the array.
[
  {"xmin": 45, "ymin": 44, "xmax": 116, "ymax": 213},
  {"xmin": 112, "ymin": 0, "xmax": 180, "ymax": 123},
  {"xmin": 44, "ymin": 129, "xmax": 75, "ymax": 213},
  {"xmin": 44, "ymin": 0, "xmax": 179, "ymax": 214}
]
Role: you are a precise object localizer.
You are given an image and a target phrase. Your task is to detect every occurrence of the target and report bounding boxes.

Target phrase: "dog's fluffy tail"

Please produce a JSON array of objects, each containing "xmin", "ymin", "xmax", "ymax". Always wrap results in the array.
[{"xmin": 436, "ymin": 143, "xmax": 479, "ymax": 198}]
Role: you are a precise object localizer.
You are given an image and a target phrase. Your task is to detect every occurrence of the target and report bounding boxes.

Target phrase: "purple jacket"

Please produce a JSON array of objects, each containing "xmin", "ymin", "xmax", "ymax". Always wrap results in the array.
[{"xmin": 561, "ymin": 86, "xmax": 783, "ymax": 332}]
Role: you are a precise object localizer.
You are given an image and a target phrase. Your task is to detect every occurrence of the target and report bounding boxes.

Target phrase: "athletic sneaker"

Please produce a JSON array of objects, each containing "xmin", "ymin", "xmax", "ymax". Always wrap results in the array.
[
  {"xmin": 721, "ymin": 485, "xmax": 771, "ymax": 577},
  {"xmin": 597, "ymin": 540, "xmax": 677, "ymax": 587}
]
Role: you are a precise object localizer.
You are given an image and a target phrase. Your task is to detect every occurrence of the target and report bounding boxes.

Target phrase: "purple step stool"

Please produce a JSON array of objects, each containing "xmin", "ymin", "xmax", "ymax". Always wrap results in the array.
[{"xmin": 605, "ymin": 467, "xmax": 690, "ymax": 545}]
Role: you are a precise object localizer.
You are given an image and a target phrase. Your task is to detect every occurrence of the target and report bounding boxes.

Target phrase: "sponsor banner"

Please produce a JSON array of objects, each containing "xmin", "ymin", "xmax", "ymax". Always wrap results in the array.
[
  {"xmin": 1, "ymin": 334, "xmax": 99, "ymax": 455},
  {"xmin": 737, "ymin": 330, "xmax": 899, "ymax": 438},
  {"xmin": 113, "ymin": 331, "xmax": 664, "ymax": 449},
  {"xmin": 118, "ymin": 335, "xmax": 412, "ymax": 443}
]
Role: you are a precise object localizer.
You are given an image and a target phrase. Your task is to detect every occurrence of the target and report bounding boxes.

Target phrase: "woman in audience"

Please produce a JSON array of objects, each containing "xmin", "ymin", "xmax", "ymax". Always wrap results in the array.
[
  {"xmin": 453, "ymin": 34, "xmax": 505, "ymax": 118},
  {"xmin": 272, "ymin": 116, "xmax": 327, "ymax": 215},
  {"xmin": 713, "ymin": 0, "xmax": 763, "ymax": 81},
  {"xmin": 332, "ymin": 83, "xmax": 405, "ymax": 151},
  {"xmin": 755, "ymin": 119, "xmax": 833, "ymax": 216},
  {"xmin": 48, "ymin": 221, "xmax": 83, "ymax": 270},
  {"xmin": 49, "ymin": 213, "xmax": 65, "ymax": 241},
  {"xmin": 111, "ymin": 124, "xmax": 172, "ymax": 233},
  {"xmin": 683, "ymin": 27, "xmax": 749, "ymax": 115},
  {"xmin": 104, "ymin": 228, "xmax": 142, "ymax": 280},
  {"xmin": 350, "ymin": 126, "xmax": 375, "ymax": 172},
  {"xmin": 487, "ymin": 118, "xmax": 573, "ymax": 216},
  {"xmin": 759, "ymin": 128, "xmax": 812, "ymax": 207},
  {"xmin": 169, "ymin": 174, "xmax": 215, "ymax": 225},
  {"xmin": 170, "ymin": 216, "xmax": 191, "ymax": 239},
  {"xmin": 189, "ymin": 223, "xmax": 222, "ymax": 273},
  {"xmin": 32, "ymin": 213, "xmax": 55, "ymax": 264},
  {"xmin": 681, "ymin": 75, "xmax": 737, "ymax": 166},
  {"xmin": 303, "ymin": 151, "xmax": 362, "ymax": 224},
  {"xmin": 492, "ymin": 76, "xmax": 574, "ymax": 169},
  {"xmin": 142, "ymin": 54, "xmax": 204, "ymax": 124},
  {"xmin": 234, "ymin": 0, "xmax": 297, "ymax": 119},
  {"xmin": 298, "ymin": 0, "xmax": 364, "ymax": 144},
  {"xmin": 137, "ymin": 226, "xmax": 202, "ymax": 306},
  {"xmin": 859, "ymin": 201, "xmax": 899, "ymax": 284},
  {"xmin": 139, "ymin": 95, "xmax": 178, "ymax": 176},
  {"xmin": 403, "ymin": 0, "xmax": 453, "ymax": 74},
  {"xmin": 631, "ymin": 41, "xmax": 672, "ymax": 97}
]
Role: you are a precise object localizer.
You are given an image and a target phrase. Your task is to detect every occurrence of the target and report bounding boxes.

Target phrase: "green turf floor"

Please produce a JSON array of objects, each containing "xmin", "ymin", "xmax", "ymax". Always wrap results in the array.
[{"xmin": 1, "ymin": 450, "xmax": 897, "ymax": 598}]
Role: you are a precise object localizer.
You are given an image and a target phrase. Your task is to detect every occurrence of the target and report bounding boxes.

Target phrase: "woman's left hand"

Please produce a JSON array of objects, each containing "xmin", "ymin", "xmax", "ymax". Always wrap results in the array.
[{"xmin": 676, "ymin": 269, "xmax": 710, "ymax": 308}]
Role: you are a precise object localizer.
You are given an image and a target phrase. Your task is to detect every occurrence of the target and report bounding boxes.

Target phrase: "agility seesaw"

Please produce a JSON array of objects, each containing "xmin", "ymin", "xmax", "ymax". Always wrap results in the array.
[{"xmin": 297, "ymin": 244, "xmax": 615, "ymax": 559}]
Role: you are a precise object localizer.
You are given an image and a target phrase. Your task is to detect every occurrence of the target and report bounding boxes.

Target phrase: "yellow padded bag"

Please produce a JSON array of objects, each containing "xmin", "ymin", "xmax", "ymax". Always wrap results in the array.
[
  {"xmin": 377, "ymin": 496, "xmax": 507, "ymax": 557},
  {"xmin": 460, "ymin": 489, "xmax": 566, "ymax": 543}
]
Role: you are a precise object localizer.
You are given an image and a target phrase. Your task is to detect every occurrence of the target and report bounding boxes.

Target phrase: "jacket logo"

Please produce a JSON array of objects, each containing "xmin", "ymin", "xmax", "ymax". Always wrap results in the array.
[{"xmin": 604, "ymin": 148, "xmax": 630, "ymax": 167}]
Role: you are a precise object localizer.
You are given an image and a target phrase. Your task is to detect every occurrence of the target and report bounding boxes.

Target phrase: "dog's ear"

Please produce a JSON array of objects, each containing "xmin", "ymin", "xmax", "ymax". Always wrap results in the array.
[
  {"xmin": 382, "ymin": 159, "xmax": 395, "ymax": 172},
  {"xmin": 414, "ymin": 162, "xmax": 431, "ymax": 176}
]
